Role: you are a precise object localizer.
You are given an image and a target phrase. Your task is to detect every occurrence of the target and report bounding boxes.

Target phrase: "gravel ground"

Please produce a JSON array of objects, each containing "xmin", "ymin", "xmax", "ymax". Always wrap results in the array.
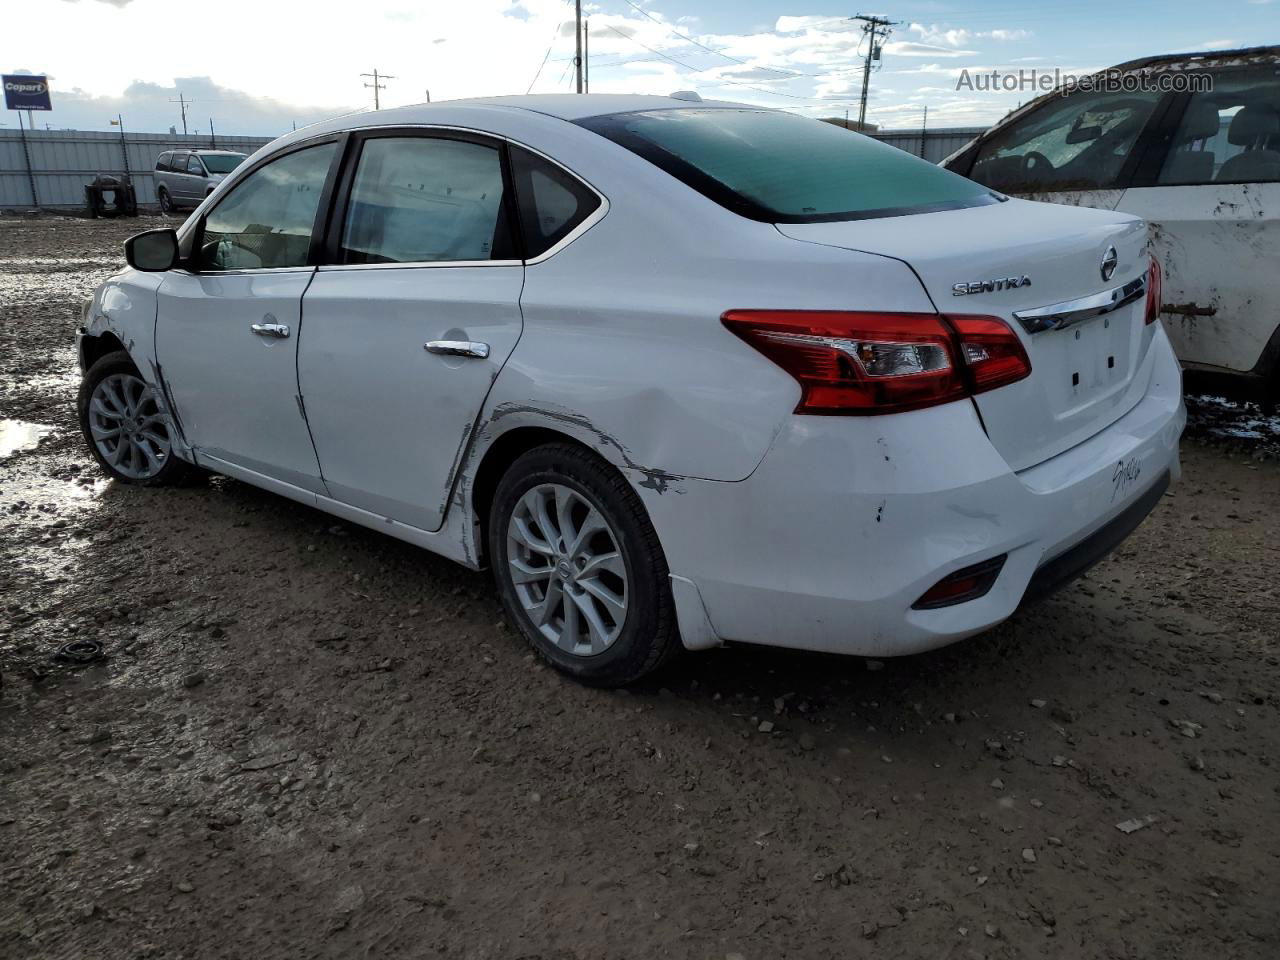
[{"xmin": 1, "ymin": 216, "xmax": 1277, "ymax": 960}]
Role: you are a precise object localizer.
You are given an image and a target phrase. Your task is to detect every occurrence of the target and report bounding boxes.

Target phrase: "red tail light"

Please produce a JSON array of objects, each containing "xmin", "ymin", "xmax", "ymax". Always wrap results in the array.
[
  {"xmin": 1144, "ymin": 257, "xmax": 1162, "ymax": 325},
  {"xmin": 721, "ymin": 310, "xmax": 1030, "ymax": 415}
]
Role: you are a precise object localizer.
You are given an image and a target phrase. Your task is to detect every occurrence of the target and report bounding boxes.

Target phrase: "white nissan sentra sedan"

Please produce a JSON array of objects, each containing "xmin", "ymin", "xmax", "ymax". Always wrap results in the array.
[{"xmin": 77, "ymin": 94, "xmax": 1186, "ymax": 685}]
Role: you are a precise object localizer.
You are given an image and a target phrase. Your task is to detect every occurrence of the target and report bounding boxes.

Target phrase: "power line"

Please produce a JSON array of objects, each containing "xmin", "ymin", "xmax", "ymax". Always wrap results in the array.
[
  {"xmin": 618, "ymin": 0, "xmax": 833, "ymax": 79},
  {"xmin": 527, "ymin": 20, "xmax": 565, "ymax": 93}
]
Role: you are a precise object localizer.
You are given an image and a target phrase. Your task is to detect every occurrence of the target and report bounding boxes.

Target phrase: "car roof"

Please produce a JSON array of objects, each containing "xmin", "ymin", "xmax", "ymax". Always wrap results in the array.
[
  {"xmin": 1107, "ymin": 44, "xmax": 1279, "ymax": 74},
  {"xmin": 190, "ymin": 149, "xmax": 247, "ymax": 155}
]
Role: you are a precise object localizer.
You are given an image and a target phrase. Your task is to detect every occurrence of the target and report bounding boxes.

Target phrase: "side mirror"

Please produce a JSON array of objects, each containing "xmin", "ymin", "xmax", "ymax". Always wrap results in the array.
[{"xmin": 124, "ymin": 228, "xmax": 180, "ymax": 272}]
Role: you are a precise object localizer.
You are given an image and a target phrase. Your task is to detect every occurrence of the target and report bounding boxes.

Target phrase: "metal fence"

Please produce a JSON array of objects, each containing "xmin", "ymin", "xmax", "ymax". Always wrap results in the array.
[
  {"xmin": 872, "ymin": 127, "xmax": 985, "ymax": 164},
  {"xmin": 0, "ymin": 124, "xmax": 987, "ymax": 212},
  {"xmin": 0, "ymin": 129, "xmax": 275, "ymax": 210}
]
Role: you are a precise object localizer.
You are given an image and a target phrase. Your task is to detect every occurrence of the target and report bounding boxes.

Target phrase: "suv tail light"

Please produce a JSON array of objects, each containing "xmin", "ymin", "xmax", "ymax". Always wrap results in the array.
[
  {"xmin": 1144, "ymin": 257, "xmax": 1162, "ymax": 325},
  {"xmin": 721, "ymin": 310, "xmax": 1030, "ymax": 415}
]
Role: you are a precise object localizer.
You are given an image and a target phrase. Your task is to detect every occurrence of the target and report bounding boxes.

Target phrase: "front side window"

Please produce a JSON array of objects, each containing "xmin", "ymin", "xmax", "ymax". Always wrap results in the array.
[
  {"xmin": 511, "ymin": 147, "xmax": 600, "ymax": 257},
  {"xmin": 197, "ymin": 142, "xmax": 336, "ymax": 271},
  {"xmin": 1157, "ymin": 67, "xmax": 1280, "ymax": 185},
  {"xmin": 578, "ymin": 108, "xmax": 997, "ymax": 222},
  {"xmin": 970, "ymin": 88, "xmax": 1164, "ymax": 193},
  {"xmin": 201, "ymin": 153, "xmax": 246, "ymax": 175},
  {"xmin": 187, "ymin": 156, "xmax": 206, "ymax": 176},
  {"xmin": 339, "ymin": 136, "xmax": 512, "ymax": 264}
]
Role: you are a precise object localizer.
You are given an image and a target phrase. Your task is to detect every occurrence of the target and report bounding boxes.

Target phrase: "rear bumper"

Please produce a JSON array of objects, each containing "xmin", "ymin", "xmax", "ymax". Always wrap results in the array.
[{"xmin": 648, "ymin": 325, "xmax": 1186, "ymax": 656}]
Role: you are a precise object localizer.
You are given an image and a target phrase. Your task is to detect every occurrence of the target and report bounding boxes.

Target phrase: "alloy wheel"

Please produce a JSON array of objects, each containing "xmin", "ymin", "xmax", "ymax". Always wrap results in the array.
[
  {"xmin": 88, "ymin": 372, "xmax": 172, "ymax": 480},
  {"xmin": 506, "ymin": 483, "xmax": 629, "ymax": 656}
]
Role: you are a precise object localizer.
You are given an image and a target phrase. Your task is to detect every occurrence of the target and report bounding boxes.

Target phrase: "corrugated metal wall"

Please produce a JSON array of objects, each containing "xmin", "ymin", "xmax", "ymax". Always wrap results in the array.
[
  {"xmin": 0, "ymin": 129, "xmax": 275, "ymax": 209},
  {"xmin": 872, "ymin": 127, "xmax": 985, "ymax": 164},
  {"xmin": 0, "ymin": 125, "xmax": 987, "ymax": 211}
]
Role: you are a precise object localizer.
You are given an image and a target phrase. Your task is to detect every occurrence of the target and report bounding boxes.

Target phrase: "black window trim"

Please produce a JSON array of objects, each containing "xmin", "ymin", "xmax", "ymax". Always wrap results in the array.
[{"xmin": 576, "ymin": 108, "xmax": 1004, "ymax": 224}]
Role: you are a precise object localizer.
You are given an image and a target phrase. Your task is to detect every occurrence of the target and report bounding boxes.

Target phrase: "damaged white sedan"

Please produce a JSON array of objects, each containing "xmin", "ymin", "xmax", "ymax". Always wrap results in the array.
[{"xmin": 77, "ymin": 94, "xmax": 1186, "ymax": 685}]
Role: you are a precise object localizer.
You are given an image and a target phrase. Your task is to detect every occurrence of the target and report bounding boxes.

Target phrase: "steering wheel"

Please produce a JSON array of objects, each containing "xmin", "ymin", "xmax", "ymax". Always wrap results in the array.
[{"xmin": 1022, "ymin": 150, "xmax": 1053, "ymax": 174}]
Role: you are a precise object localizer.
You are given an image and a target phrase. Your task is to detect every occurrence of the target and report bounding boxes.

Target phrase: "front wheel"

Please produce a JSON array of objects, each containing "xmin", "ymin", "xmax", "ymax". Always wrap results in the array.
[
  {"xmin": 489, "ymin": 443, "xmax": 678, "ymax": 686},
  {"xmin": 77, "ymin": 350, "xmax": 196, "ymax": 486}
]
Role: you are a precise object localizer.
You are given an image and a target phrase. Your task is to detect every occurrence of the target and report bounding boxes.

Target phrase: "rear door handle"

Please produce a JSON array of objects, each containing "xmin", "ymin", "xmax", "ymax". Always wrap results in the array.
[
  {"xmin": 250, "ymin": 322, "xmax": 290, "ymax": 339},
  {"xmin": 424, "ymin": 340, "xmax": 490, "ymax": 359}
]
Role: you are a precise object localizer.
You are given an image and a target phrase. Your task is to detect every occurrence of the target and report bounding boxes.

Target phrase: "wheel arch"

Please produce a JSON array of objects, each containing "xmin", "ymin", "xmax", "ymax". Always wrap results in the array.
[
  {"xmin": 469, "ymin": 425, "xmax": 595, "ymax": 564},
  {"xmin": 79, "ymin": 329, "xmax": 131, "ymax": 373}
]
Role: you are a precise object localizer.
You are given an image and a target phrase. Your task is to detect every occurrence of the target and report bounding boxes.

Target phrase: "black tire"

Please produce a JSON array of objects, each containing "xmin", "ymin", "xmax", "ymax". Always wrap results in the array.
[
  {"xmin": 157, "ymin": 187, "xmax": 173, "ymax": 214},
  {"xmin": 489, "ymin": 443, "xmax": 679, "ymax": 686},
  {"xmin": 77, "ymin": 349, "xmax": 198, "ymax": 486}
]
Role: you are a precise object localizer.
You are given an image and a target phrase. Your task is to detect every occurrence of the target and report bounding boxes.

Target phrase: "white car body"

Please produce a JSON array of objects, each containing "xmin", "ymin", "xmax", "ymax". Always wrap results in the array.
[
  {"xmin": 79, "ymin": 95, "xmax": 1185, "ymax": 664},
  {"xmin": 943, "ymin": 47, "xmax": 1280, "ymax": 403}
]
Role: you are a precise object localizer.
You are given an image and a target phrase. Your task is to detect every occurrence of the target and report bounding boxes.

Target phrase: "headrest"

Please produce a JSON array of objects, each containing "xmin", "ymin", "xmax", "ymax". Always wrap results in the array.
[
  {"xmin": 1228, "ymin": 106, "xmax": 1280, "ymax": 146},
  {"xmin": 1178, "ymin": 100, "xmax": 1221, "ymax": 142}
]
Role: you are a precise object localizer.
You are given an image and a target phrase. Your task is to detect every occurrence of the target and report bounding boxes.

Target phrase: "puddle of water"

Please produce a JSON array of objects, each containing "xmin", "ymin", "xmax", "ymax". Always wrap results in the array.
[{"xmin": 0, "ymin": 420, "xmax": 53, "ymax": 458}]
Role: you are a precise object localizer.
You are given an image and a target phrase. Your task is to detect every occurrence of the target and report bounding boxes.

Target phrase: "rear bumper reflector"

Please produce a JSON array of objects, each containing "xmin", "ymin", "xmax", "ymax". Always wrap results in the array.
[{"xmin": 912, "ymin": 554, "xmax": 1008, "ymax": 610}]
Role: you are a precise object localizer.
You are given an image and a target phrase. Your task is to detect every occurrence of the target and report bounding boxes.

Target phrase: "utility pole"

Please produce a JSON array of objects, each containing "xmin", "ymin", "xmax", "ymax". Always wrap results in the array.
[
  {"xmin": 919, "ymin": 105, "xmax": 928, "ymax": 158},
  {"xmin": 584, "ymin": 19, "xmax": 590, "ymax": 93},
  {"xmin": 169, "ymin": 91, "xmax": 189, "ymax": 135},
  {"xmin": 853, "ymin": 13, "xmax": 898, "ymax": 130},
  {"xmin": 574, "ymin": 0, "xmax": 583, "ymax": 94},
  {"xmin": 362, "ymin": 69, "xmax": 396, "ymax": 110},
  {"xmin": 209, "ymin": 118, "xmax": 216, "ymax": 149}
]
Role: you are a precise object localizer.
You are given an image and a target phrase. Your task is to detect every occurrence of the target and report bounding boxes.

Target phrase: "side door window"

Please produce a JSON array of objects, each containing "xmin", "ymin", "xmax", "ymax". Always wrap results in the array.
[
  {"xmin": 187, "ymin": 155, "xmax": 206, "ymax": 177},
  {"xmin": 197, "ymin": 142, "xmax": 337, "ymax": 272},
  {"xmin": 338, "ymin": 135, "xmax": 514, "ymax": 264},
  {"xmin": 156, "ymin": 152, "xmax": 171, "ymax": 172},
  {"xmin": 970, "ymin": 89, "xmax": 1166, "ymax": 194},
  {"xmin": 510, "ymin": 146, "xmax": 601, "ymax": 258},
  {"xmin": 1156, "ymin": 67, "xmax": 1280, "ymax": 185}
]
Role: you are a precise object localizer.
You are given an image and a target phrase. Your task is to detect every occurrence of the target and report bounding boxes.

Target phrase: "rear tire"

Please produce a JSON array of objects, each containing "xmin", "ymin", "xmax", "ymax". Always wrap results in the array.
[
  {"xmin": 78, "ymin": 350, "xmax": 197, "ymax": 486},
  {"xmin": 157, "ymin": 187, "xmax": 173, "ymax": 214},
  {"xmin": 489, "ymin": 443, "xmax": 678, "ymax": 686}
]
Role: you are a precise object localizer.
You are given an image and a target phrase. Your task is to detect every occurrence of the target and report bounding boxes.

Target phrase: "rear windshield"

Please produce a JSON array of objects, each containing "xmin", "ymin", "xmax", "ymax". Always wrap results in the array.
[
  {"xmin": 200, "ymin": 153, "xmax": 246, "ymax": 174},
  {"xmin": 577, "ymin": 108, "xmax": 1001, "ymax": 223}
]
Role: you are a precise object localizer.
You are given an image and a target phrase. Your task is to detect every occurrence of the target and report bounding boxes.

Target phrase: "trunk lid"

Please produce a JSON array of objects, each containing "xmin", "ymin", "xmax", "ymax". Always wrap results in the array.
[{"xmin": 778, "ymin": 198, "xmax": 1154, "ymax": 471}]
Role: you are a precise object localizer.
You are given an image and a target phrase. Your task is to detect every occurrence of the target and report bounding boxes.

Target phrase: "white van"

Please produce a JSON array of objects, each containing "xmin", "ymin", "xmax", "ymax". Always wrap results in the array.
[{"xmin": 944, "ymin": 46, "xmax": 1280, "ymax": 405}]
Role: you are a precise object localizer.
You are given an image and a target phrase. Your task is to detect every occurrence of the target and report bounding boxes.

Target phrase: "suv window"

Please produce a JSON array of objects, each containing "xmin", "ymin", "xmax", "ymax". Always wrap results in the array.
[
  {"xmin": 969, "ymin": 88, "xmax": 1164, "ymax": 193},
  {"xmin": 1157, "ymin": 67, "xmax": 1280, "ymax": 186},
  {"xmin": 511, "ymin": 147, "xmax": 600, "ymax": 258},
  {"xmin": 170, "ymin": 151, "xmax": 188, "ymax": 172},
  {"xmin": 338, "ymin": 136, "xmax": 513, "ymax": 264},
  {"xmin": 156, "ymin": 152, "xmax": 172, "ymax": 172},
  {"xmin": 577, "ymin": 108, "xmax": 997, "ymax": 222},
  {"xmin": 197, "ymin": 142, "xmax": 337, "ymax": 271},
  {"xmin": 187, "ymin": 155, "xmax": 206, "ymax": 176}
]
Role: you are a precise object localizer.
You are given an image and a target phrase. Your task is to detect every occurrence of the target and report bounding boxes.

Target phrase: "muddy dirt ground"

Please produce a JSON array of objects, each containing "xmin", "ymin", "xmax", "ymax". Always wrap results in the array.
[{"xmin": 1, "ymin": 216, "xmax": 1277, "ymax": 960}]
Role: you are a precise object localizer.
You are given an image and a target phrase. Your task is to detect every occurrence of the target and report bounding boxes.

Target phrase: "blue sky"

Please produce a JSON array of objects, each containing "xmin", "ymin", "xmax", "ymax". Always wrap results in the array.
[{"xmin": 5, "ymin": 0, "xmax": 1276, "ymax": 136}]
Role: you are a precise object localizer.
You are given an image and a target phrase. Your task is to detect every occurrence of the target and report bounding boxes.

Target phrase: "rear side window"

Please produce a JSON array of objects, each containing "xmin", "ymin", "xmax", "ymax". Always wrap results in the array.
[
  {"xmin": 170, "ymin": 151, "xmax": 188, "ymax": 172},
  {"xmin": 338, "ymin": 136, "xmax": 514, "ymax": 264},
  {"xmin": 156, "ymin": 152, "xmax": 171, "ymax": 172},
  {"xmin": 511, "ymin": 147, "xmax": 600, "ymax": 257},
  {"xmin": 1157, "ymin": 67, "xmax": 1280, "ymax": 186},
  {"xmin": 198, "ymin": 141, "xmax": 336, "ymax": 271},
  {"xmin": 577, "ymin": 108, "xmax": 997, "ymax": 223}
]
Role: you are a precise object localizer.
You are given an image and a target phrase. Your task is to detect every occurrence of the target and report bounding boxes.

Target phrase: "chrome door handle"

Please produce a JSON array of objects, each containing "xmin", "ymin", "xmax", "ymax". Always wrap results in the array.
[
  {"xmin": 250, "ymin": 322, "xmax": 290, "ymax": 339},
  {"xmin": 424, "ymin": 340, "xmax": 490, "ymax": 359}
]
